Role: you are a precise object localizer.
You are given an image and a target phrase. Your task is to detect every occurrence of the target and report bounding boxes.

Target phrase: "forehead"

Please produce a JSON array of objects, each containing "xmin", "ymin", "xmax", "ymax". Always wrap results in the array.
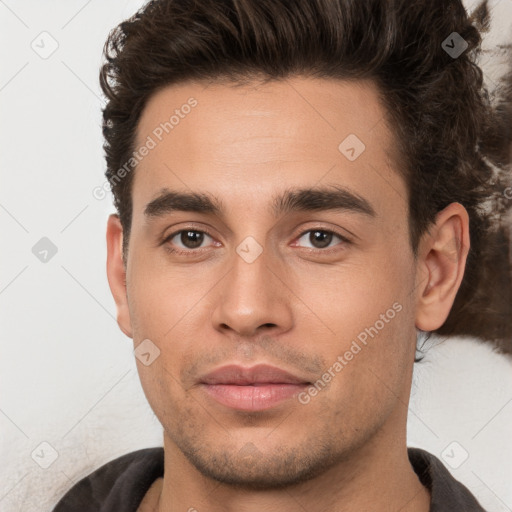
[{"xmin": 131, "ymin": 77, "xmax": 407, "ymax": 222}]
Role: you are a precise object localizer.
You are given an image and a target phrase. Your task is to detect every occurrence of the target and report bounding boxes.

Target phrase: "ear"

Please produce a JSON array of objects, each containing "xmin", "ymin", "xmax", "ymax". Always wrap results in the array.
[
  {"xmin": 415, "ymin": 202, "xmax": 470, "ymax": 331},
  {"xmin": 106, "ymin": 214, "xmax": 133, "ymax": 338}
]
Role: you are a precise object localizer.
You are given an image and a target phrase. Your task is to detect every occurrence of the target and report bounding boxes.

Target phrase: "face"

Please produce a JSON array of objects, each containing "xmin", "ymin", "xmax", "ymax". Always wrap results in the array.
[{"xmin": 108, "ymin": 77, "xmax": 430, "ymax": 488}]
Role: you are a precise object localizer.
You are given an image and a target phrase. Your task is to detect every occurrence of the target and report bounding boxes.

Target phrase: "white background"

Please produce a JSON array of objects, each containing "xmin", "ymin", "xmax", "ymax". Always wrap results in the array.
[{"xmin": 1, "ymin": 1, "xmax": 511, "ymax": 511}]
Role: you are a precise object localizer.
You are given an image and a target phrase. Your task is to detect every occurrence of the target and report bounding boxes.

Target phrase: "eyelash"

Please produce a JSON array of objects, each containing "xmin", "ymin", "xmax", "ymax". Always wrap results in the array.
[{"xmin": 162, "ymin": 227, "xmax": 351, "ymax": 257}]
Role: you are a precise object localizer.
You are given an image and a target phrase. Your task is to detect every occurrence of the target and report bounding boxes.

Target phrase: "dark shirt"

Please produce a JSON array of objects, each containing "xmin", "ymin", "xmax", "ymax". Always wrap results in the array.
[{"xmin": 52, "ymin": 446, "xmax": 488, "ymax": 511}]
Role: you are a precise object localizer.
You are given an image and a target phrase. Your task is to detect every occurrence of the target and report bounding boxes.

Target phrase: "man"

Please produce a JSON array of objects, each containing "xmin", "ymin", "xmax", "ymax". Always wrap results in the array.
[{"xmin": 53, "ymin": 0, "xmax": 509, "ymax": 510}]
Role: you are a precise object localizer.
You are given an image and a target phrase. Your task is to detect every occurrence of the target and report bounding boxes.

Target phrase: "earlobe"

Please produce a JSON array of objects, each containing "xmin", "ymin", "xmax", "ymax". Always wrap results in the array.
[
  {"xmin": 106, "ymin": 214, "xmax": 133, "ymax": 338},
  {"xmin": 415, "ymin": 203, "xmax": 470, "ymax": 332}
]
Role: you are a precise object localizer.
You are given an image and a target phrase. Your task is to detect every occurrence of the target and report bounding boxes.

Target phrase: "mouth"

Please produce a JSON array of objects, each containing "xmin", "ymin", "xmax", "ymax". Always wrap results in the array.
[{"xmin": 198, "ymin": 364, "xmax": 311, "ymax": 412}]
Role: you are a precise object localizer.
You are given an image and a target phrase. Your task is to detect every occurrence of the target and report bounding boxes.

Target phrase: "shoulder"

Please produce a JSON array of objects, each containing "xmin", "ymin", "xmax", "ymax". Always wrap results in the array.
[
  {"xmin": 52, "ymin": 447, "xmax": 164, "ymax": 512},
  {"xmin": 408, "ymin": 447, "xmax": 488, "ymax": 511}
]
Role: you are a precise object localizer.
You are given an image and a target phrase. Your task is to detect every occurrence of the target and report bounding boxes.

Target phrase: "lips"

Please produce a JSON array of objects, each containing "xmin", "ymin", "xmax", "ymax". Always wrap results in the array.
[
  {"xmin": 199, "ymin": 364, "xmax": 311, "ymax": 411},
  {"xmin": 199, "ymin": 364, "xmax": 311, "ymax": 386}
]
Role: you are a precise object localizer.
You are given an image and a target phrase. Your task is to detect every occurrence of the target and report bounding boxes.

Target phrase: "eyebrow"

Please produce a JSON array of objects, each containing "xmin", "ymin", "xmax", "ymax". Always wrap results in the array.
[{"xmin": 143, "ymin": 185, "xmax": 376, "ymax": 220}]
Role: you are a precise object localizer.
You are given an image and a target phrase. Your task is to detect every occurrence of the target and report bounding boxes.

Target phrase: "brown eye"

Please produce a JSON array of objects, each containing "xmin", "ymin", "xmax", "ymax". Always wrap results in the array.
[
  {"xmin": 166, "ymin": 229, "xmax": 213, "ymax": 251},
  {"xmin": 180, "ymin": 230, "xmax": 205, "ymax": 249},
  {"xmin": 296, "ymin": 229, "xmax": 347, "ymax": 250},
  {"xmin": 309, "ymin": 230, "xmax": 333, "ymax": 248}
]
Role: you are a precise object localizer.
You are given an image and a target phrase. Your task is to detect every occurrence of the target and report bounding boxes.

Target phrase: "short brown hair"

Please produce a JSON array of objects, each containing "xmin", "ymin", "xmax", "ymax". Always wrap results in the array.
[{"xmin": 99, "ymin": 0, "xmax": 512, "ymax": 349}]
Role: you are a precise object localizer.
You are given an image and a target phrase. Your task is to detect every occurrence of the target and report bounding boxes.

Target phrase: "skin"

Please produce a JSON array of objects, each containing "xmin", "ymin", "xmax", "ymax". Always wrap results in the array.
[{"xmin": 106, "ymin": 76, "xmax": 470, "ymax": 512}]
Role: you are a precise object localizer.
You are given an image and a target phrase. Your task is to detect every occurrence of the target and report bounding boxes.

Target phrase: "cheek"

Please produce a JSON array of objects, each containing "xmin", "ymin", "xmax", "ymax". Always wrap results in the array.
[
  {"xmin": 291, "ymin": 244, "xmax": 416, "ymax": 394},
  {"xmin": 291, "ymin": 246, "xmax": 413, "ymax": 340},
  {"xmin": 127, "ymin": 249, "xmax": 218, "ymax": 342},
  {"xmin": 300, "ymin": 300, "xmax": 415, "ymax": 434}
]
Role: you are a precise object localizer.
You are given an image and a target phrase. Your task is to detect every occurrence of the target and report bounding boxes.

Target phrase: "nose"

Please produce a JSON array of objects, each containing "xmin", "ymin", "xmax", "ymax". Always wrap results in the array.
[{"xmin": 210, "ymin": 243, "xmax": 294, "ymax": 338}]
